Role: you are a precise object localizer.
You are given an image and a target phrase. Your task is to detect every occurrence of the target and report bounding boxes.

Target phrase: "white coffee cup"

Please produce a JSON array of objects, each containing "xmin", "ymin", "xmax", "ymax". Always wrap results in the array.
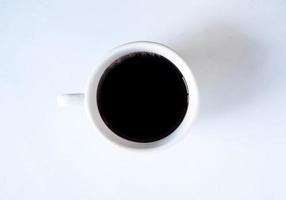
[{"xmin": 58, "ymin": 41, "xmax": 199, "ymax": 149}]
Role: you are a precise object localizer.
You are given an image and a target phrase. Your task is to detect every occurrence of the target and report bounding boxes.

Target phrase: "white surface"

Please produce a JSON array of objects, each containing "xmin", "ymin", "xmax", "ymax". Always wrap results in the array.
[{"xmin": 0, "ymin": 0, "xmax": 286, "ymax": 199}]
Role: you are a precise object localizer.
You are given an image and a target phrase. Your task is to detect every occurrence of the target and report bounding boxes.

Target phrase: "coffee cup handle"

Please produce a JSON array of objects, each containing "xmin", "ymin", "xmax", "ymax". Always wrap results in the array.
[{"xmin": 57, "ymin": 93, "xmax": 85, "ymax": 107}]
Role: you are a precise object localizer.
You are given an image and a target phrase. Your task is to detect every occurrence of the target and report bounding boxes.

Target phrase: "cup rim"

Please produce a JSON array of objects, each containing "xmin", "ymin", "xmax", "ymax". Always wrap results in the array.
[{"xmin": 86, "ymin": 41, "xmax": 199, "ymax": 149}]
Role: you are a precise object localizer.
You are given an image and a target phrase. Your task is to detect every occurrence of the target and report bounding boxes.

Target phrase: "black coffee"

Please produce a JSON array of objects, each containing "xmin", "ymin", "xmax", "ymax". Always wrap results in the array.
[{"xmin": 97, "ymin": 52, "xmax": 188, "ymax": 143}]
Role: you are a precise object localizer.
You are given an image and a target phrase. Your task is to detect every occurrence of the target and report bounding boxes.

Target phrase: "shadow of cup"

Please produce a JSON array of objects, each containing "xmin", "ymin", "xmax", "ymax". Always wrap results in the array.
[{"xmin": 169, "ymin": 24, "xmax": 268, "ymax": 119}]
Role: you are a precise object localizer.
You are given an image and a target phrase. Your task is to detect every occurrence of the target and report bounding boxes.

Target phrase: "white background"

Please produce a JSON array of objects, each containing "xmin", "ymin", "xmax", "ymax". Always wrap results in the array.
[{"xmin": 1, "ymin": 0, "xmax": 286, "ymax": 199}]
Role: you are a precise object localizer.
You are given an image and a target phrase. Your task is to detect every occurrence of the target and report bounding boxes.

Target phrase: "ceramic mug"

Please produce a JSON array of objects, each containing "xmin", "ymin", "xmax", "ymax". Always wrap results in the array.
[{"xmin": 58, "ymin": 41, "xmax": 199, "ymax": 149}]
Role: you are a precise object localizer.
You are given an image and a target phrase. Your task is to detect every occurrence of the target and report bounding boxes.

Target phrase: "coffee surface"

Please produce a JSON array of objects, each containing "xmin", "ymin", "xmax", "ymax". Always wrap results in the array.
[{"xmin": 97, "ymin": 52, "xmax": 188, "ymax": 143}]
